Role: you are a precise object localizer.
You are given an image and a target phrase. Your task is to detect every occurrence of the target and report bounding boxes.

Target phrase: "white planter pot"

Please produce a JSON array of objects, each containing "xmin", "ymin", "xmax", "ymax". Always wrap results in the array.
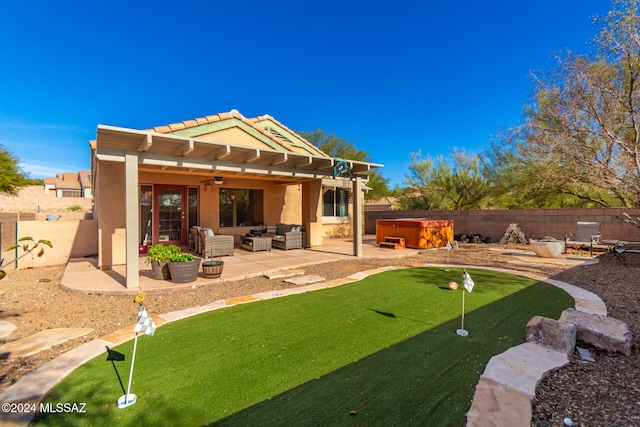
[{"xmin": 530, "ymin": 240, "xmax": 565, "ymax": 258}]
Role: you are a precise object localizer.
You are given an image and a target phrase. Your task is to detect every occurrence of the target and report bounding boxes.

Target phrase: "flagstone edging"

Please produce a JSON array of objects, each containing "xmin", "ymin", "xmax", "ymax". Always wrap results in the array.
[{"xmin": 0, "ymin": 263, "xmax": 605, "ymax": 427}]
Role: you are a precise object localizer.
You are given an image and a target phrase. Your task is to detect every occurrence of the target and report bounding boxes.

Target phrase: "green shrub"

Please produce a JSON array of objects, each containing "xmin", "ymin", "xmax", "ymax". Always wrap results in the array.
[
  {"xmin": 66, "ymin": 204, "xmax": 83, "ymax": 212},
  {"xmin": 145, "ymin": 244, "xmax": 181, "ymax": 264},
  {"xmin": 170, "ymin": 252, "xmax": 195, "ymax": 262}
]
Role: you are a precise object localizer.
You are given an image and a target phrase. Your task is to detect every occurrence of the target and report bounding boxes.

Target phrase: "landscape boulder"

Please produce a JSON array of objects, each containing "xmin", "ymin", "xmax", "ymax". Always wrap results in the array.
[
  {"xmin": 559, "ymin": 308, "xmax": 632, "ymax": 356},
  {"xmin": 526, "ymin": 316, "xmax": 577, "ymax": 356}
]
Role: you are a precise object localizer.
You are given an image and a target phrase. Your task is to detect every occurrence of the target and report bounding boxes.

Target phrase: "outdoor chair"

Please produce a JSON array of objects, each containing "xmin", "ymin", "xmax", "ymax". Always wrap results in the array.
[
  {"xmin": 189, "ymin": 227, "xmax": 200, "ymax": 252},
  {"xmin": 565, "ymin": 221, "xmax": 602, "ymax": 256},
  {"xmin": 197, "ymin": 228, "xmax": 234, "ymax": 257},
  {"xmin": 264, "ymin": 223, "xmax": 306, "ymax": 250}
]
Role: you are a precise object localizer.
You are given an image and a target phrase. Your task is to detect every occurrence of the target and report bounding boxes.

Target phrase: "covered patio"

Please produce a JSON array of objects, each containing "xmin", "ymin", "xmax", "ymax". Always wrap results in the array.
[
  {"xmin": 60, "ymin": 235, "xmax": 420, "ymax": 294},
  {"xmin": 91, "ymin": 111, "xmax": 382, "ymax": 289}
]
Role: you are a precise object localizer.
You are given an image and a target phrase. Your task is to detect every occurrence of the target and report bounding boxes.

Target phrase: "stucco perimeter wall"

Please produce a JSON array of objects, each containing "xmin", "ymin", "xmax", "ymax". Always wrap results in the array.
[
  {"xmin": 365, "ymin": 208, "xmax": 640, "ymax": 242},
  {"xmin": 0, "ymin": 185, "xmax": 93, "ymax": 213},
  {"xmin": 0, "ymin": 219, "xmax": 97, "ymax": 270}
]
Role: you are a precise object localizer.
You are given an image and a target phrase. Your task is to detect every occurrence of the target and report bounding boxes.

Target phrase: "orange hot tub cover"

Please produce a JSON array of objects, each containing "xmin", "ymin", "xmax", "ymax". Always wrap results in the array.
[{"xmin": 376, "ymin": 218, "xmax": 454, "ymax": 249}]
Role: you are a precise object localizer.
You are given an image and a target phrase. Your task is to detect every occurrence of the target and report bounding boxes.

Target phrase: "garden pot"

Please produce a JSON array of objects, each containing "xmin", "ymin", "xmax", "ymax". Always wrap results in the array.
[
  {"xmin": 530, "ymin": 239, "xmax": 565, "ymax": 258},
  {"xmin": 151, "ymin": 260, "xmax": 171, "ymax": 280},
  {"xmin": 168, "ymin": 259, "xmax": 201, "ymax": 283},
  {"xmin": 202, "ymin": 260, "xmax": 224, "ymax": 278}
]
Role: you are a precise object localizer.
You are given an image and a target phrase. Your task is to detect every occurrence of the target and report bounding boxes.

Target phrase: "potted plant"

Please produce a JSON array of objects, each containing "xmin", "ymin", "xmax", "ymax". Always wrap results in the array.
[
  {"xmin": 145, "ymin": 244, "xmax": 181, "ymax": 280},
  {"xmin": 167, "ymin": 251, "xmax": 201, "ymax": 283}
]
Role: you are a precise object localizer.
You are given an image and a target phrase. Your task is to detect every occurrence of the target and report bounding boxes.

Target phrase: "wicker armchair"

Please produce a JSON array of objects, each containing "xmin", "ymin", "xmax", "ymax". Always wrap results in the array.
[
  {"xmin": 197, "ymin": 228, "xmax": 234, "ymax": 257},
  {"xmin": 265, "ymin": 223, "xmax": 306, "ymax": 250}
]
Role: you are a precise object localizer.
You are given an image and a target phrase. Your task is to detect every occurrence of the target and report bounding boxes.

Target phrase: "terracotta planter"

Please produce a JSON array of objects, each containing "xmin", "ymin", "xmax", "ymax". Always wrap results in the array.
[
  {"xmin": 150, "ymin": 260, "xmax": 171, "ymax": 280},
  {"xmin": 167, "ymin": 259, "xmax": 201, "ymax": 283}
]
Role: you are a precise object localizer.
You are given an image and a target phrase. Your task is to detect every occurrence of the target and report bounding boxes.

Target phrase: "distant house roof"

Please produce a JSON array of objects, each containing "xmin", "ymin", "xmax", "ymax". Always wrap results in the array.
[
  {"xmin": 79, "ymin": 170, "xmax": 92, "ymax": 188},
  {"xmin": 43, "ymin": 170, "xmax": 92, "ymax": 191}
]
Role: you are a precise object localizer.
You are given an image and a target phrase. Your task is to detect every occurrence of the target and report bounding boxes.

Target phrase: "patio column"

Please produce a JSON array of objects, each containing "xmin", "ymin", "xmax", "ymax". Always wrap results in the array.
[
  {"xmin": 302, "ymin": 180, "xmax": 323, "ymax": 247},
  {"xmin": 125, "ymin": 151, "xmax": 140, "ymax": 289},
  {"xmin": 352, "ymin": 176, "xmax": 363, "ymax": 257}
]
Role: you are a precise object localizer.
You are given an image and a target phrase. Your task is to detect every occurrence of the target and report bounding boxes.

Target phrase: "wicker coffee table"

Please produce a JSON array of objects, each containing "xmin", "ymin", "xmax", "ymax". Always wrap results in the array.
[{"xmin": 241, "ymin": 236, "xmax": 272, "ymax": 252}]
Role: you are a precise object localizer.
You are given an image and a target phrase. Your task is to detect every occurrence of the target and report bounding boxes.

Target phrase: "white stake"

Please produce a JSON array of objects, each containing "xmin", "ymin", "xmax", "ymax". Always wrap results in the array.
[
  {"xmin": 457, "ymin": 291, "xmax": 468, "ymax": 336},
  {"xmin": 117, "ymin": 333, "xmax": 139, "ymax": 408},
  {"xmin": 457, "ymin": 269, "xmax": 472, "ymax": 337}
]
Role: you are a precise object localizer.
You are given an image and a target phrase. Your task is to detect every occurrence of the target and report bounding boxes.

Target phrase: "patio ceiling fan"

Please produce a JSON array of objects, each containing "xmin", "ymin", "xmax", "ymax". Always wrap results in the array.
[{"xmin": 201, "ymin": 176, "xmax": 225, "ymax": 185}]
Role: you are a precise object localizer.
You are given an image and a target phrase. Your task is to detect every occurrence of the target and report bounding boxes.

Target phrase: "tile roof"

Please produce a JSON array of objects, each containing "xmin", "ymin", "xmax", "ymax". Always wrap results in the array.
[
  {"xmin": 43, "ymin": 171, "xmax": 92, "ymax": 190},
  {"xmin": 144, "ymin": 109, "xmax": 329, "ymax": 158}
]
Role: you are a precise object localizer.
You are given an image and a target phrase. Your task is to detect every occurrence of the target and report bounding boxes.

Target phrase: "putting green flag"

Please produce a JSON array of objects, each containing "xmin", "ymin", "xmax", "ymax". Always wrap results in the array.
[
  {"xmin": 463, "ymin": 271, "xmax": 474, "ymax": 293},
  {"xmin": 133, "ymin": 306, "xmax": 156, "ymax": 336}
]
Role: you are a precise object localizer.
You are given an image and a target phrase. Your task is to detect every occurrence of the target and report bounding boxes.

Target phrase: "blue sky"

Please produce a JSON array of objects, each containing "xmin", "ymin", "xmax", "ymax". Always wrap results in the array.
[{"xmin": 0, "ymin": 1, "xmax": 614, "ymax": 187}]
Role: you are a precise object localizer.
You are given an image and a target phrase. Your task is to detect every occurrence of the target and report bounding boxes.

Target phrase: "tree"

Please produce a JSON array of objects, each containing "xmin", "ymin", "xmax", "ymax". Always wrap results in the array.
[
  {"xmin": 400, "ymin": 149, "xmax": 492, "ymax": 210},
  {"xmin": 0, "ymin": 144, "xmax": 32, "ymax": 196},
  {"xmin": 485, "ymin": 137, "xmax": 615, "ymax": 208},
  {"xmin": 505, "ymin": 0, "xmax": 640, "ymax": 208},
  {"xmin": 300, "ymin": 129, "xmax": 390, "ymax": 200},
  {"xmin": 399, "ymin": 151, "xmax": 446, "ymax": 210},
  {"xmin": 437, "ymin": 148, "xmax": 492, "ymax": 209}
]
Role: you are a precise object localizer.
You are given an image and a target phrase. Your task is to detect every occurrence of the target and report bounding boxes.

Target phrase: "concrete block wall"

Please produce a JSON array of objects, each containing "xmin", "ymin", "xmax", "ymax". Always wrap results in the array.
[
  {"xmin": 0, "ymin": 185, "xmax": 93, "ymax": 213},
  {"xmin": 1, "ymin": 219, "xmax": 98, "ymax": 270},
  {"xmin": 365, "ymin": 208, "xmax": 640, "ymax": 243}
]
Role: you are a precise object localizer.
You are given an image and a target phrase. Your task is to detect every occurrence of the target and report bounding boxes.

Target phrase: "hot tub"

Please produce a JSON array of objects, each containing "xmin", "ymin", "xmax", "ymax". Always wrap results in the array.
[{"xmin": 376, "ymin": 219, "xmax": 454, "ymax": 249}]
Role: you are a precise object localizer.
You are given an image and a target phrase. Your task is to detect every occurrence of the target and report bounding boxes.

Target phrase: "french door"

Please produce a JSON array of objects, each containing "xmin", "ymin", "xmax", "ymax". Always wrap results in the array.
[{"xmin": 154, "ymin": 185, "xmax": 186, "ymax": 245}]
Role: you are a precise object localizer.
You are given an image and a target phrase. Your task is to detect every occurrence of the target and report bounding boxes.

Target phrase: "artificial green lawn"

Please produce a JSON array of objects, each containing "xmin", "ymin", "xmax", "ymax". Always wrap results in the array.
[{"xmin": 34, "ymin": 267, "xmax": 573, "ymax": 426}]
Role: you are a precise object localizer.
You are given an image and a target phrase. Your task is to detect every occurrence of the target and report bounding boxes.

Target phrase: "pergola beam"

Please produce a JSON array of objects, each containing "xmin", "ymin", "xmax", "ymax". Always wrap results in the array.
[
  {"xmin": 137, "ymin": 134, "xmax": 153, "ymax": 152},
  {"xmin": 174, "ymin": 139, "xmax": 194, "ymax": 156}
]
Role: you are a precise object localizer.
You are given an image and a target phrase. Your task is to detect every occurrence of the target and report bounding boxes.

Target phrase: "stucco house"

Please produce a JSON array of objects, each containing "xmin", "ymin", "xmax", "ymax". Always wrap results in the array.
[
  {"xmin": 91, "ymin": 109, "xmax": 381, "ymax": 288},
  {"xmin": 43, "ymin": 171, "xmax": 92, "ymax": 198}
]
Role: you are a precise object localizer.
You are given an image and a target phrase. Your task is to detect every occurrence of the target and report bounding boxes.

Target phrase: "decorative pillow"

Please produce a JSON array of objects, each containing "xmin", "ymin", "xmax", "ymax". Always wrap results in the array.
[
  {"xmin": 291, "ymin": 225, "xmax": 301, "ymax": 232},
  {"xmin": 205, "ymin": 228, "xmax": 215, "ymax": 237}
]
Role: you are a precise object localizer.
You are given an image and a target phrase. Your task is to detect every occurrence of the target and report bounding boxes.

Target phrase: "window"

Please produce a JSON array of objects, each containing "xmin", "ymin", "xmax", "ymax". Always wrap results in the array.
[
  {"xmin": 60, "ymin": 190, "xmax": 82, "ymax": 197},
  {"xmin": 188, "ymin": 186, "xmax": 199, "ymax": 230},
  {"xmin": 323, "ymin": 188, "xmax": 349, "ymax": 217},
  {"xmin": 219, "ymin": 188, "xmax": 264, "ymax": 227},
  {"xmin": 140, "ymin": 185, "xmax": 153, "ymax": 245}
]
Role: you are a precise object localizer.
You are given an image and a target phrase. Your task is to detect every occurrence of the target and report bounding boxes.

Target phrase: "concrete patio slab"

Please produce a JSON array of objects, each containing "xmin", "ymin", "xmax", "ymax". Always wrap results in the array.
[
  {"xmin": 508, "ymin": 252, "xmax": 599, "ymax": 266},
  {"xmin": 0, "ymin": 328, "xmax": 94, "ymax": 358},
  {"xmin": 59, "ymin": 236, "xmax": 422, "ymax": 295}
]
